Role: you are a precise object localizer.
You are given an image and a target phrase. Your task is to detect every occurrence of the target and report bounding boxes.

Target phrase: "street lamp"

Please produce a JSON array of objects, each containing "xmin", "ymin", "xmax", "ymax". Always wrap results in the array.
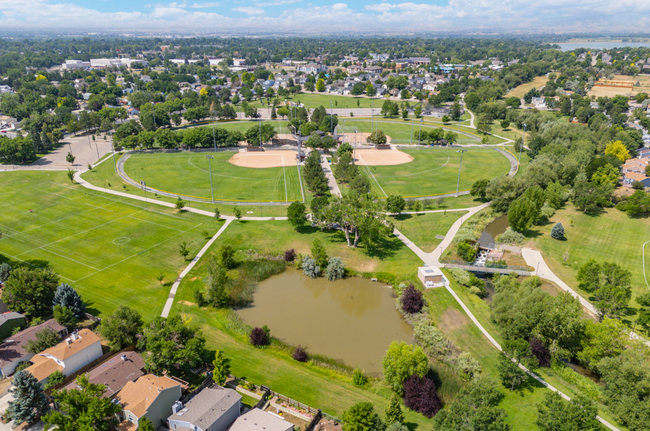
[
  {"xmin": 417, "ymin": 118, "xmax": 423, "ymax": 148},
  {"xmin": 455, "ymin": 149, "xmax": 467, "ymax": 196},
  {"xmin": 110, "ymin": 131, "xmax": 117, "ymax": 173},
  {"xmin": 205, "ymin": 155, "xmax": 215, "ymax": 203}
]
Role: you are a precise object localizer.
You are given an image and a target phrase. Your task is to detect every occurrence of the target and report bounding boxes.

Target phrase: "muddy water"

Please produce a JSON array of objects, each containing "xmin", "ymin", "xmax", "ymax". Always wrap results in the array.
[
  {"xmin": 236, "ymin": 269, "xmax": 413, "ymax": 374},
  {"xmin": 479, "ymin": 215, "xmax": 509, "ymax": 248}
]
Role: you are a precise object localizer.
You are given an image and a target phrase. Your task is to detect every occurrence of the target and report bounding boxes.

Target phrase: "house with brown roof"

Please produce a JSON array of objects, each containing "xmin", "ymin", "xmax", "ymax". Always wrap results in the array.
[
  {"xmin": 63, "ymin": 351, "xmax": 145, "ymax": 398},
  {"xmin": 25, "ymin": 328, "xmax": 103, "ymax": 383},
  {"xmin": 0, "ymin": 319, "xmax": 67, "ymax": 378},
  {"xmin": 167, "ymin": 386, "xmax": 242, "ymax": 431},
  {"xmin": 116, "ymin": 374, "xmax": 182, "ymax": 429},
  {"xmin": 229, "ymin": 408, "xmax": 293, "ymax": 431},
  {"xmin": 621, "ymin": 156, "xmax": 650, "ymax": 188}
]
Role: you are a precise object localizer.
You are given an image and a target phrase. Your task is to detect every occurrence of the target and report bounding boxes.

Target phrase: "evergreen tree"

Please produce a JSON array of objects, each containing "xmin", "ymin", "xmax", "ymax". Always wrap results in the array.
[
  {"xmin": 302, "ymin": 151, "xmax": 329, "ymax": 195},
  {"xmin": 0, "ymin": 262, "xmax": 12, "ymax": 283},
  {"xmin": 6, "ymin": 371, "xmax": 50, "ymax": 425},
  {"xmin": 212, "ymin": 349, "xmax": 231, "ymax": 385},
  {"xmin": 52, "ymin": 283, "xmax": 86, "ymax": 319},
  {"xmin": 385, "ymin": 393, "xmax": 404, "ymax": 425},
  {"xmin": 551, "ymin": 223, "xmax": 565, "ymax": 240}
]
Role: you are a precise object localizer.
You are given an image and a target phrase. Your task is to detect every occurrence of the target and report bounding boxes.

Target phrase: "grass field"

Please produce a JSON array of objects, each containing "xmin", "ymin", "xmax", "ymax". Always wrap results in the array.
[
  {"xmin": 506, "ymin": 76, "xmax": 550, "ymax": 99},
  {"xmin": 394, "ymin": 211, "xmax": 468, "ymax": 252},
  {"xmin": 0, "ymin": 171, "xmax": 210, "ymax": 320},
  {"xmin": 359, "ymin": 148, "xmax": 511, "ymax": 198},
  {"xmin": 249, "ymin": 93, "xmax": 380, "ymax": 109},
  {"xmin": 122, "ymin": 151, "xmax": 303, "ymax": 203},
  {"xmin": 530, "ymin": 204, "xmax": 650, "ymax": 311}
]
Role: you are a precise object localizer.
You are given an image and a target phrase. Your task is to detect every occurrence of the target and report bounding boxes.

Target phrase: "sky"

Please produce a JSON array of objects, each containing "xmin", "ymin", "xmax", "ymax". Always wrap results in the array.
[{"xmin": 0, "ymin": 0, "xmax": 649, "ymax": 34}]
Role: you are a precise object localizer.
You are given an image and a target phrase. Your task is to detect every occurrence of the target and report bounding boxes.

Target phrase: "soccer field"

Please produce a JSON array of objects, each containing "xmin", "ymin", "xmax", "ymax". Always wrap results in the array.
[
  {"xmin": 123, "ymin": 151, "xmax": 303, "ymax": 203},
  {"xmin": 358, "ymin": 148, "xmax": 511, "ymax": 198},
  {"xmin": 0, "ymin": 171, "xmax": 209, "ymax": 319}
]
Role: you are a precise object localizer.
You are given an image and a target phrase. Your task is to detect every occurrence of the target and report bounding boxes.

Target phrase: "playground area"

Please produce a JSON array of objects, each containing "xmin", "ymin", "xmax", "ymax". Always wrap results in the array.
[{"xmin": 229, "ymin": 150, "xmax": 300, "ymax": 168}]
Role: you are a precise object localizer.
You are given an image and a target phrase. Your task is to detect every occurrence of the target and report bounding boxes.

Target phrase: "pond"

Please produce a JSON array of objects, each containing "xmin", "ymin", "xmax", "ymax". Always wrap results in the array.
[
  {"xmin": 236, "ymin": 268, "xmax": 413, "ymax": 374},
  {"xmin": 478, "ymin": 215, "xmax": 509, "ymax": 248}
]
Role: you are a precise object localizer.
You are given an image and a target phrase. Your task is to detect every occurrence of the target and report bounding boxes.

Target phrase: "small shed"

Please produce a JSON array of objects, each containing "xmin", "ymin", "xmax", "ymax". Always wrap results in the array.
[{"xmin": 418, "ymin": 266, "xmax": 447, "ymax": 288}]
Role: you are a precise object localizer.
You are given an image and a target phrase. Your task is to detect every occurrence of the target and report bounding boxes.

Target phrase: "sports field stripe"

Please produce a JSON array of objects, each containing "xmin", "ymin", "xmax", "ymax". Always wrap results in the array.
[
  {"xmin": 127, "ymin": 215, "xmax": 190, "ymax": 233},
  {"xmin": 17, "ymin": 201, "xmax": 115, "ymax": 235},
  {"xmin": 282, "ymin": 155, "xmax": 288, "ymax": 203},
  {"xmin": 357, "ymin": 152, "xmax": 388, "ymax": 198},
  {"xmin": 0, "ymin": 250, "xmax": 75, "ymax": 282},
  {"xmin": 37, "ymin": 247, "xmax": 100, "ymax": 271}
]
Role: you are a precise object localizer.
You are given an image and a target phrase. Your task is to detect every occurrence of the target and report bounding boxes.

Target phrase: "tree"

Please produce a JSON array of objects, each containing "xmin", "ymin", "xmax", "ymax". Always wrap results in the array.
[
  {"xmin": 6, "ymin": 371, "xmax": 49, "ymax": 425},
  {"xmin": 43, "ymin": 374, "xmax": 121, "ymax": 431},
  {"xmin": 139, "ymin": 315, "xmax": 208, "ymax": 374},
  {"xmin": 2, "ymin": 267, "xmax": 59, "ymax": 319},
  {"xmin": 292, "ymin": 346, "xmax": 308, "ymax": 362},
  {"xmin": 604, "ymin": 140, "xmax": 631, "ymax": 162},
  {"xmin": 400, "ymin": 285, "xmax": 424, "ymax": 314},
  {"xmin": 25, "ymin": 327, "xmax": 60, "ymax": 354},
  {"xmin": 206, "ymin": 257, "xmax": 228, "ymax": 307},
  {"xmin": 217, "ymin": 244, "xmax": 236, "ymax": 269},
  {"xmin": 325, "ymin": 257, "xmax": 345, "ymax": 281},
  {"xmin": 244, "ymin": 123, "xmax": 276, "ymax": 146},
  {"xmin": 234, "ymin": 207, "xmax": 242, "ymax": 220},
  {"xmin": 53, "ymin": 283, "xmax": 86, "ymax": 319},
  {"xmin": 99, "ymin": 305, "xmax": 143, "ymax": 351},
  {"xmin": 382, "ymin": 341, "xmax": 428, "ymax": 394},
  {"xmin": 591, "ymin": 164, "xmax": 619, "ymax": 186},
  {"xmin": 385, "ymin": 393, "xmax": 404, "ymax": 426},
  {"xmin": 402, "ymin": 374, "xmax": 442, "ymax": 418},
  {"xmin": 457, "ymin": 242, "xmax": 476, "ymax": 262},
  {"xmin": 342, "ymin": 402, "xmax": 385, "ymax": 431},
  {"xmin": 577, "ymin": 318, "xmax": 627, "ymax": 372},
  {"xmin": 470, "ymin": 179, "xmax": 489, "ymax": 200},
  {"xmin": 66, "ymin": 168, "xmax": 75, "ymax": 183},
  {"xmin": 65, "ymin": 152, "xmax": 75, "ymax": 165},
  {"xmin": 214, "ymin": 207, "xmax": 220, "ymax": 220},
  {"xmin": 386, "ymin": 195, "xmax": 406, "ymax": 215},
  {"xmin": 138, "ymin": 417, "xmax": 157, "ymax": 431},
  {"xmin": 303, "ymin": 150, "xmax": 329, "ymax": 196},
  {"xmin": 441, "ymin": 115, "xmax": 450, "ymax": 123},
  {"xmin": 179, "ymin": 241, "xmax": 190, "ymax": 261},
  {"xmin": 316, "ymin": 78, "xmax": 326, "ymax": 92},
  {"xmin": 53, "ymin": 305, "xmax": 76, "ymax": 328},
  {"xmin": 536, "ymin": 392, "xmax": 602, "ymax": 431},
  {"xmin": 550, "ymin": 223, "xmax": 565, "ymax": 240},
  {"xmin": 508, "ymin": 196, "xmax": 539, "ymax": 233},
  {"xmin": 367, "ymin": 129, "xmax": 387, "ymax": 145},
  {"xmin": 250, "ymin": 326, "xmax": 270, "ymax": 347},
  {"xmin": 287, "ymin": 201, "xmax": 306, "ymax": 229},
  {"xmin": 498, "ymin": 339, "xmax": 535, "ymax": 391},
  {"xmin": 175, "ymin": 197, "xmax": 185, "ymax": 210},
  {"xmin": 311, "ymin": 238, "xmax": 328, "ymax": 270},
  {"xmin": 576, "ymin": 261, "xmax": 632, "ymax": 319},
  {"xmin": 366, "ymin": 82, "xmax": 377, "ymax": 97},
  {"xmin": 44, "ymin": 370, "xmax": 65, "ymax": 390},
  {"xmin": 212, "ymin": 349, "xmax": 230, "ymax": 385},
  {"xmin": 545, "ymin": 181, "xmax": 566, "ymax": 209},
  {"xmin": 0, "ymin": 262, "xmax": 12, "ymax": 283}
]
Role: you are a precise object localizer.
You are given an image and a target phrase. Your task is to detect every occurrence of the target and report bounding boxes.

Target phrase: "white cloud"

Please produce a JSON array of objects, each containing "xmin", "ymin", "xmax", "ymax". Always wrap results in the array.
[
  {"xmin": 232, "ymin": 6, "xmax": 265, "ymax": 15},
  {"xmin": 190, "ymin": 2, "xmax": 220, "ymax": 7},
  {"xmin": 255, "ymin": 0, "xmax": 300, "ymax": 6}
]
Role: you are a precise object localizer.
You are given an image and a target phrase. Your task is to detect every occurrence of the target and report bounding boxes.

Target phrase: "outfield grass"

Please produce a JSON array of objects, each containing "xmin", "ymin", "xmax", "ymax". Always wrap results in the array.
[
  {"xmin": 0, "ymin": 170, "xmax": 211, "ymax": 320},
  {"xmin": 359, "ymin": 148, "xmax": 511, "ymax": 198},
  {"xmin": 339, "ymin": 119, "xmax": 484, "ymax": 145},
  {"xmin": 394, "ymin": 211, "xmax": 468, "ymax": 252},
  {"xmin": 530, "ymin": 204, "xmax": 650, "ymax": 311},
  {"xmin": 122, "ymin": 151, "xmax": 303, "ymax": 203}
]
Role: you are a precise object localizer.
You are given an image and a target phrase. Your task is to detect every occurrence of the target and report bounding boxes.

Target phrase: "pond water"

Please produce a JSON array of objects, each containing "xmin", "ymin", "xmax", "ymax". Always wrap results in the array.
[
  {"xmin": 478, "ymin": 215, "xmax": 509, "ymax": 248},
  {"xmin": 558, "ymin": 42, "xmax": 650, "ymax": 52},
  {"xmin": 236, "ymin": 269, "xmax": 413, "ymax": 374}
]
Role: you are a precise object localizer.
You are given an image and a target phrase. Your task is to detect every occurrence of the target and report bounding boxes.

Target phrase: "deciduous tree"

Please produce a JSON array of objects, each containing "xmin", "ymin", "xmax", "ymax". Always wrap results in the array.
[{"xmin": 99, "ymin": 306, "xmax": 143, "ymax": 351}]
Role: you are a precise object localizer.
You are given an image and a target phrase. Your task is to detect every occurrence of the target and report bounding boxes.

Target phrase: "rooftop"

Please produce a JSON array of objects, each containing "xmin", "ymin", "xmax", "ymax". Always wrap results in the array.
[
  {"xmin": 168, "ymin": 386, "xmax": 241, "ymax": 427},
  {"xmin": 63, "ymin": 351, "xmax": 145, "ymax": 398},
  {"xmin": 116, "ymin": 374, "xmax": 181, "ymax": 418},
  {"xmin": 0, "ymin": 312, "xmax": 25, "ymax": 326},
  {"xmin": 0, "ymin": 319, "xmax": 66, "ymax": 368},
  {"xmin": 230, "ymin": 409, "xmax": 293, "ymax": 431}
]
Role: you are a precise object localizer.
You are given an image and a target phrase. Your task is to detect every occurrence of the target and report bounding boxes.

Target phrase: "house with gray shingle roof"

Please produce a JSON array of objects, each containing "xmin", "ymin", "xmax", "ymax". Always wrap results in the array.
[{"xmin": 167, "ymin": 386, "xmax": 242, "ymax": 431}]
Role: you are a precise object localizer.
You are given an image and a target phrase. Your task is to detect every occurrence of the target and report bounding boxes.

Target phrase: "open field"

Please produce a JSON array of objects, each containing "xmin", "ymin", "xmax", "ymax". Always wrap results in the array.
[
  {"xmin": 122, "ymin": 151, "xmax": 303, "ymax": 203},
  {"xmin": 506, "ymin": 76, "xmax": 550, "ymax": 99},
  {"xmin": 394, "ymin": 211, "xmax": 468, "ymax": 253},
  {"xmin": 0, "ymin": 170, "xmax": 210, "ymax": 320},
  {"xmin": 530, "ymin": 204, "xmax": 650, "ymax": 311},
  {"xmin": 358, "ymin": 148, "xmax": 511, "ymax": 198},
  {"xmin": 587, "ymin": 74, "xmax": 650, "ymax": 98},
  {"xmin": 248, "ymin": 93, "xmax": 380, "ymax": 109}
]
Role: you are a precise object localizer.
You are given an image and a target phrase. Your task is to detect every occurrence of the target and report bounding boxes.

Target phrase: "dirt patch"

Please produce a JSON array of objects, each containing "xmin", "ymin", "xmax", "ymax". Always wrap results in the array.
[
  {"xmin": 339, "ymin": 132, "xmax": 392, "ymax": 145},
  {"xmin": 229, "ymin": 150, "xmax": 300, "ymax": 168},
  {"xmin": 178, "ymin": 300, "xmax": 196, "ymax": 306},
  {"xmin": 353, "ymin": 149, "xmax": 413, "ymax": 166},
  {"xmin": 437, "ymin": 307, "xmax": 469, "ymax": 332}
]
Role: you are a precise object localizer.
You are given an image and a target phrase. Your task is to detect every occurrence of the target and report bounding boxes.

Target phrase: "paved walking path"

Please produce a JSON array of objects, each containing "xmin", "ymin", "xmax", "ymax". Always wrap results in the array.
[
  {"xmin": 161, "ymin": 218, "xmax": 233, "ymax": 317},
  {"xmin": 319, "ymin": 154, "xmax": 342, "ymax": 197}
]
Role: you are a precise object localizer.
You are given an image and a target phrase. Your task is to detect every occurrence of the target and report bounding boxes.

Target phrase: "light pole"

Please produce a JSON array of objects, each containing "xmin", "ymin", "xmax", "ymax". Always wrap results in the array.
[
  {"xmin": 455, "ymin": 149, "xmax": 467, "ymax": 196},
  {"xmin": 410, "ymin": 119, "xmax": 415, "ymax": 145},
  {"xmin": 519, "ymin": 123, "xmax": 527, "ymax": 162},
  {"xmin": 417, "ymin": 118, "xmax": 423, "ymax": 148},
  {"xmin": 205, "ymin": 155, "xmax": 215, "ymax": 203},
  {"xmin": 110, "ymin": 132, "xmax": 117, "ymax": 172},
  {"xmin": 212, "ymin": 113, "xmax": 217, "ymax": 152}
]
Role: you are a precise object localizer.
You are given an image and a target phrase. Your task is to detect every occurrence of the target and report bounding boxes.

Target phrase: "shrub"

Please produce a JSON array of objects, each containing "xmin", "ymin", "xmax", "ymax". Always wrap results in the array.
[
  {"xmin": 457, "ymin": 242, "xmax": 476, "ymax": 262},
  {"xmin": 448, "ymin": 268, "xmax": 471, "ymax": 286},
  {"xmin": 0, "ymin": 262, "xmax": 12, "ymax": 283},
  {"xmin": 539, "ymin": 203, "xmax": 555, "ymax": 222},
  {"xmin": 283, "ymin": 249, "xmax": 296, "ymax": 262},
  {"xmin": 44, "ymin": 370, "xmax": 65, "ymax": 390},
  {"xmin": 496, "ymin": 227, "xmax": 526, "ymax": 245},
  {"xmin": 218, "ymin": 245, "xmax": 236, "ymax": 269},
  {"xmin": 250, "ymin": 327, "xmax": 270, "ymax": 347},
  {"xmin": 632, "ymin": 181, "xmax": 645, "ymax": 190},
  {"xmin": 529, "ymin": 338, "xmax": 551, "ymax": 367},
  {"xmin": 302, "ymin": 256, "xmax": 321, "ymax": 278},
  {"xmin": 551, "ymin": 223, "xmax": 565, "ymax": 240},
  {"xmin": 453, "ymin": 352, "xmax": 482, "ymax": 381},
  {"xmin": 402, "ymin": 375, "xmax": 442, "ymax": 418},
  {"xmin": 352, "ymin": 368, "xmax": 368, "ymax": 386},
  {"xmin": 193, "ymin": 289, "xmax": 206, "ymax": 307},
  {"xmin": 401, "ymin": 285, "xmax": 424, "ymax": 314},
  {"xmin": 325, "ymin": 257, "xmax": 345, "ymax": 281},
  {"xmin": 311, "ymin": 239, "xmax": 328, "ymax": 270},
  {"xmin": 292, "ymin": 346, "xmax": 308, "ymax": 362},
  {"xmin": 413, "ymin": 317, "xmax": 450, "ymax": 359},
  {"xmin": 469, "ymin": 286, "xmax": 482, "ymax": 296},
  {"xmin": 15, "ymin": 361, "xmax": 31, "ymax": 372}
]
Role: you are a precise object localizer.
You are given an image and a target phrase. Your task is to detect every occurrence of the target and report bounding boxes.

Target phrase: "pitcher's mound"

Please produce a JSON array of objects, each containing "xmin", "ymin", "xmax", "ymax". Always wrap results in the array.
[
  {"xmin": 354, "ymin": 149, "xmax": 413, "ymax": 166},
  {"xmin": 229, "ymin": 150, "xmax": 299, "ymax": 169}
]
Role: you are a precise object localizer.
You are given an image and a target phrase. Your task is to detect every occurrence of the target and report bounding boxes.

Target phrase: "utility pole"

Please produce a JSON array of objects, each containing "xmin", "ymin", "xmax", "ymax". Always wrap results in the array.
[
  {"xmin": 206, "ymin": 155, "xmax": 215, "ymax": 203},
  {"xmin": 455, "ymin": 149, "xmax": 467, "ymax": 196}
]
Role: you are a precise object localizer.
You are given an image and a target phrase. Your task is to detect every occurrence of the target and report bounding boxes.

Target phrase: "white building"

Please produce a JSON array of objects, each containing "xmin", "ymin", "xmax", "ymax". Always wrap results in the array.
[{"xmin": 62, "ymin": 59, "xmax": 91, "ymax": 70}]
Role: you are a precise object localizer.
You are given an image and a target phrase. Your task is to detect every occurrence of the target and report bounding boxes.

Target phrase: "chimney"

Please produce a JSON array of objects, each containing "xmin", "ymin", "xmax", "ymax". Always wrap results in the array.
[
  {"xmin": 65, "ymin": 338, "xmax": 71, "ymax": 345},
  {"xmin": 172, "ymin": 401, "xmax": 183, "ymax": 414}
]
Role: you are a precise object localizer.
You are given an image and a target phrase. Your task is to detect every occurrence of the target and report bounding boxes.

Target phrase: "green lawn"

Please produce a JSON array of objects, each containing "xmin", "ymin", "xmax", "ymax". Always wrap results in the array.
[
  {"xmin": 359, "ymin": 148, "xmax": 511, "ymax": 198},
  {"xmin": 531, "ymin": 204, "xmax": 650, "ymax": 311},
  {"xmin": 122, "ymin": 151, "xmax": 303, "ymax": 203},
  {"xmin": 249, "ymin": 93, "xmax": 380, "ymax": 109},
  {"xmin": 338, "ymin": 119, "xmax": 482, "ymax": 145},
  {"xmin": 0, "ymin": 170, "xmax": 211, "ymax": 320},
  {"xmin": 394, "ymin": 211, "xmax": 468, "ymax": 252}
]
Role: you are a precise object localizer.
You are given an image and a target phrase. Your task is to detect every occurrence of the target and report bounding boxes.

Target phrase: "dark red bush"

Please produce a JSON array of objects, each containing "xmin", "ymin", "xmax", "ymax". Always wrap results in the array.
[
  {"xmin": 401, "ymin": 284, "xmax": 424, "ymax": 314},
  {"xmin": 292, "ymin": 346, "xmax": 308, "ymax": 362},
  {"xmin": 402, "ymin": 375, "xmax": 442, "ymax": 418},
  {"xmin": 529, "ymin": 337, "xmax": 551, "ymax": 367},
  {"xmin": 284, "ymin": 249, "xmax": 296, "ymax": 262},
  {"xmin": 250, "ymin": 327, "xmax": 270, "ymax": 347}
]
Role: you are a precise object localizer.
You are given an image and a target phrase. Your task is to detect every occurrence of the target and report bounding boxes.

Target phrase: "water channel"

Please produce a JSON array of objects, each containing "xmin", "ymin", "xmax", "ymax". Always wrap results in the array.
[
  {"xmin": 478, "ymin": 215, "xmax": 509, "ymax": 248},
  {"xmin": 236, "ymin": 268, "xmax": 413, "ymax": 374}
]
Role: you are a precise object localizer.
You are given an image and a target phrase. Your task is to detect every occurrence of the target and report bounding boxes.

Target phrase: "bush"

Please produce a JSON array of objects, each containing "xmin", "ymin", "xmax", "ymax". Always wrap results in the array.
[
  {"xmin": 218, "ymin": 245, "xmax": 236, "ymax": 269},
  {"xmin": 250, "ymin": 327, "xmax": 270, "ymax": 347},
  {"xmin": 496, "ymin": 227, "xmax": 525, "ymax": 245},
  {"xmin": 448, "ymin": 268, "xmax": 471, "ymax": 286},
  {"xmin": 540, "ymin": 203, "xmax": 556, "ymax": 221},
  {"xmin": 193, "ymin": 289, "xmax": 206, "ymax": 307},
  {"xmin": 632, "ymin": 181, "xmax": 645, "ymax": 190},
  {"xmin": 325, "ymin": 257, "xmax": 345, "ymax": 281},
  {"xmin": 453, "ymin": 352, "xmax": 482, "ymax": 381},
  {"xmin": 15, "ymin": 361, "xmax": 31, "ymax": 372},
  {"xmin": 352, "ymin": 368, "xmax": 368, "ymax": 386},
  {"xmin": 529, "ymin": 338, "xmax": 551, "ymax": 367},
  {"xmin": 413, "ymin": 317, "xmax": 450, "ymax": 359},
  {"xmin": 402, "ymin": 375, "xmax": 442, "ymax": 418},
  {"xmin": 457, "ymin": 242, "xmax": 476, "ymax": 262},
  {"xmin": 44, "ymin": 370, "xmax": 65, "ymax": 390},
  {"xmin": 469, "ymin": 286, "xmax": 483, "ymax": 296},
  {"xmin": 551, "ymin": 223, "xmax": 565, "ymax": 240},
  {"xmin": 292, "ymin": 346, "xmax": 308, "ymax": 362},
  {"xmin": 302, "ymin": 256, "xmax": 321, "ymax": 278},
  {"xmin": 283, "ymin": 249, "xmax": 296, "ymax": 262},
  {"xmin": 401, "ymin": 285, "xmax": 424, "ymax": 314}
]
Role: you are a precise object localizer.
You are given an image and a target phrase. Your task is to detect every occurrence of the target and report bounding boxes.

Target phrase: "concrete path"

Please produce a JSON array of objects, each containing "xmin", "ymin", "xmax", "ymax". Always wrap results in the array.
[
  {"xmin": 161, "ymin": 218, "xmax": 233, "ymax": 317},
  {"xmin": 319, "ymin": 155, "xmax": 342, "ymax": 197}
]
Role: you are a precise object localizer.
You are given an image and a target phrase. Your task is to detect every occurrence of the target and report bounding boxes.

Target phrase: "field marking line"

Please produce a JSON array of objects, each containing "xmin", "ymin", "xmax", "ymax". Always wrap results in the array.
[
  {"xmin": 282, "ymin": 155, "xmax": 288, "ymax": 203},
  {"xmin": 127, "ymin": 215, "xmax": 187, "ymax": 233},
  {"xmin": 37, "ymin": 247, "xmax": 101, "ymax": 271},
  {"xmin": 15, "ymin": 201, "xmax": 115, "ymax": 236},
  {"xmin": 186, "ymin": 155, "xmax": 278, "ymax": 181},
  {"xmin": 377, "ymin": 152, "xmax": 452, "ymax": 178},
  {"xmin": 296, "ymin": 159, "xmax": 306, "ymax": 203},
  {"xmin": 357, "ymin": 150, "xmax": 388, "ymax": 198},
  {"xmin": 0, "ymin": 250, "xmax": 75, "ymax": 282},
  {"xmin": 73, "ymin": 223, "xmax": 204, "ymax": 284}
]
